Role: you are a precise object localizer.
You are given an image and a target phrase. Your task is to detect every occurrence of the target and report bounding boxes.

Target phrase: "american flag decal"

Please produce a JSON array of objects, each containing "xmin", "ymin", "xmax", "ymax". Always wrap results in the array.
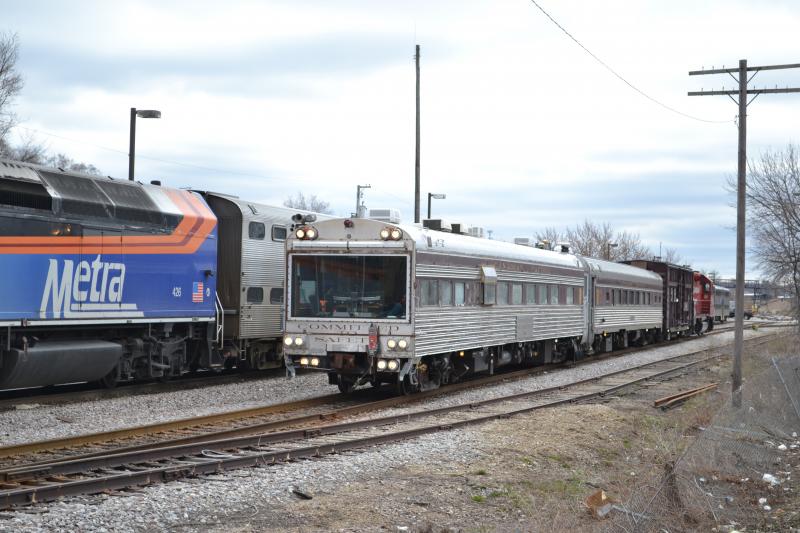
[{"xmin": 192, "ymin": 282, "xmax": 204, "ymax": 303}]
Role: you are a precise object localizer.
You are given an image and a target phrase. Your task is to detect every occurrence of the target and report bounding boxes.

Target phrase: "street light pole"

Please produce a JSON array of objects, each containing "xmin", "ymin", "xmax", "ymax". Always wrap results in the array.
[
  {"xmin": 128, "ymin": 108, "xmax": 161, "ymax": 181},
  {"xmin": 427, "ymin": 193, "xmax": 446, "ymax": 220},
  {"xmin": 606, "ymin": 242, "xmax": 618, "ymax": 260}
]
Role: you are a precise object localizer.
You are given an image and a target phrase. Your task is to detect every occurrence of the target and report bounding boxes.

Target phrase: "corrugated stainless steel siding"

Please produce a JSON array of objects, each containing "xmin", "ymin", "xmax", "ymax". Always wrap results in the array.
[
  {"xmin": 415, "ymin": 264, "xmax": 583, "ymax": 285},
  {"xmin": 593, "ymin": 306, "xmax": 662, "ymax": 332},
  {"xmin": 240, "ymin": 217, "xmax": 287, "ymax": 339},
  {"xmin": 415, "ymin": 264, "xmax": 481, "ymax": 279},
  {"xmin": 414, "ymin": 306, "xmax": 584, "ymax": 357}
]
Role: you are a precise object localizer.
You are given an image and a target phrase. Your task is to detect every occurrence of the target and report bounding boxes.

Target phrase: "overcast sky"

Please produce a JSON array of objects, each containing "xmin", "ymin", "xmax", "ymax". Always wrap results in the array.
[{"xmin": 4, "ymin": 0, "xmax": 800, "ymax": 277}]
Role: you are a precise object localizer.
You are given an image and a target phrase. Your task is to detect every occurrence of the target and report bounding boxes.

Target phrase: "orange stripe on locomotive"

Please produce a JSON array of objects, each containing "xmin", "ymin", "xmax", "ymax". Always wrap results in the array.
[{"xmin": 0, "ymin": 189, "xmax": 216, "ymax": 255}]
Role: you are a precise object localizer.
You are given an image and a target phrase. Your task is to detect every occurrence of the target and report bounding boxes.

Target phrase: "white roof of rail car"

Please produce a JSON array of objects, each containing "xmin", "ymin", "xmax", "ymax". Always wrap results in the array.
[
  {"xmin": 399, "ymin": 224, "xmax": 585, "ymax": 270},
  {"xmin": 583, "ymin": 256, "xmax": 663, "ymax": 285}
]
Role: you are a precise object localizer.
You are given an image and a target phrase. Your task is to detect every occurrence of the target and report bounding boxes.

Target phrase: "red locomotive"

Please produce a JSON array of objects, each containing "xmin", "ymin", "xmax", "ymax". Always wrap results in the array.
[{"xmin": 693, "ymin": 272, "xmax": 715, "ymax": 333}]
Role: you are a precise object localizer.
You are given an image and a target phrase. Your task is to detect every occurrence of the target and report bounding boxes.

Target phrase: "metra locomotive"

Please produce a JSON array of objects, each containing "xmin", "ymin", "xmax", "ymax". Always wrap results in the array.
[
  {"xmin": 283, "ymin": 217, "xmax": 678, "ymax": 394},
  {"xmin": 0, "ymin": 159, "xmax": 314, "ymax": 389}
]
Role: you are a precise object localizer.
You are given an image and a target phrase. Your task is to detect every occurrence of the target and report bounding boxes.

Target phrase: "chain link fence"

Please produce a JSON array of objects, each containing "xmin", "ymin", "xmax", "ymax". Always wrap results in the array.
[{"xmin": 603, "ymin": 346, "xmax": 800, "ymax": 532}]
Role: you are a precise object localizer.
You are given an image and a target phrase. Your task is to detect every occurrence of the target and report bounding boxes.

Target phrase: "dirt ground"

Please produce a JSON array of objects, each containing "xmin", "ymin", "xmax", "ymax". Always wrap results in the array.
[{"xmin": 213, "ymin": 333, "xmax": 800, "ymax": 532}]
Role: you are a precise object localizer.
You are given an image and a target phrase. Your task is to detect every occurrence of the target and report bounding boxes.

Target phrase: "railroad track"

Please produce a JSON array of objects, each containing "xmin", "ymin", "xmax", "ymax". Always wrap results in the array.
[
  {"xmin": 0, "ymin": 318, "xmax": 784, "ymax": 411},
  {"xmin": 0, "ymin": 367, "xmax": 282, "ymax": 411},
  {"xmin": 0, "ymin": 322, "xmax": 764, "ymax": 464},
  {"xmin": 0, "ymin": 328, "xmax": 790, "ymax": 509}
]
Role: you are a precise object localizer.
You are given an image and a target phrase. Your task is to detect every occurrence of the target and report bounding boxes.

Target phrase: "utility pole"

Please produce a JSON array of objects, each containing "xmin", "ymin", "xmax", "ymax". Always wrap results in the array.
[
  {"xmin": 354, "ymin": 184, "xmax": 371, "ymax": 218},
  {"xmin": 414, "ymin": 44, "xmax": 421, "ymax": 223},
  {"xmin": 689, "ymin": 60, "xmax": 800, "ymax": 407}
]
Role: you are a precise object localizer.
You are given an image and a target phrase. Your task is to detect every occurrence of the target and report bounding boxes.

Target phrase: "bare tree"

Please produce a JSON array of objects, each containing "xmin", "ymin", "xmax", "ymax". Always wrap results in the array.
[
  {"xmin": 44, "ymin": 153, "xmax": 101, "ymax": 175},
  {"xmin": 731, "ymin": 145, "xmax": 800, "ymax": 320},
  {"xmin": 0, "ymin": 32, "xmax": 23, "ymax": 155},
  {"xmin": 8, "ymin": 132, "xmax": 47, "ymax": 163},
  {"xmin": 0, "ymin": 33, "xmax": 100, "ymax": 174},
  {"xmin": 556, "ymin": 219, "xmax": 653, "ymax": 261},
  {"xmin": 283, "ymin": 191, "xmax": 333, "ymax": 214},
  {"xmin": 662, "ymin": 247, "xmax": 683, "ymax": 265},
  {"xmin": 534, "ymin": 226, "xmax": 562, "ymax": 250}
]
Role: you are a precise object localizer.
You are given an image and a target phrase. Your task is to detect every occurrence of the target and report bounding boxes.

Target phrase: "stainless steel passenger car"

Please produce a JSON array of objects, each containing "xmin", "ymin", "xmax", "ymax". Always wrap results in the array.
[
  {"xmin": 585, "ymin": 258, "xmax": 664, "ymax": 352},
  {"xmin": 200, "ymin": 192, "xmax": 326, "ymax": 370},
  {"xmin": 713, "ymin": 285, "xmax": 731, "ymax": 323},
  {"xmin": 283, "ymin": 218, "xmax": 664, "ymax": 394}
]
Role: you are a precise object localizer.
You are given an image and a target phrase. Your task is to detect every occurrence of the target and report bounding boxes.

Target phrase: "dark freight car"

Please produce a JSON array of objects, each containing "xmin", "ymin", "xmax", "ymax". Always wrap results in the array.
[{"xmin": 622, "ymin": 260, "xmax": 694, "ymax": 340}]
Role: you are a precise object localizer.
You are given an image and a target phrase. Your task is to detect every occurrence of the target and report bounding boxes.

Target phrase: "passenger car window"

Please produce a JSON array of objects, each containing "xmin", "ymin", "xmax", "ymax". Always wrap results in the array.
[
  {"xmin": 454, "ymin": 282, "xmax": 466, "ymax": 306},
  {"xmin": 511, "ymin": 284, "xmax": 523, "ymax": 305},
  {"xmin": 550, "ymin": 285, "xmax": 559, "ymax": 305},
  {"xmin": 248, "ymin": 221, "xmax": 265, "ymax": 240},
  {"xmin": 421, "ymin": 280, "xmax": 439, "ymax": 306},
  {"xmin": 497, "ymin": 282, "xmax": 509, "ymax": 305},
  {"xmin": 539, "ymin": 284, "xmax": 548, "ymax": 304},
  {"xmin": 271, "ymin": 225, "xmax": 287, "ymax": 241},
  {"xmin": 246, "ymin": 287, "xmax": 264, "ymax": 303},
  {"xmin": 269, "ymin": 288, "xmax": 283, "ymax": 304},
  {"xmin": 440, "ymin": 281, "xmax": 453, "ymax": 306},
  {"xmin": 566, "ymin": 286, "xmax": 573, "ymax": 305},
  {"xmin": 526, "ymin": 284, "xmax": 537, "ymax": 304}
]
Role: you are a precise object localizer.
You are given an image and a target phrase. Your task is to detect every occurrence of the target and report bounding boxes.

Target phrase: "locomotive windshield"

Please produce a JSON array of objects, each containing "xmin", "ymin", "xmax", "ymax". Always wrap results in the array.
[{"xmin": 290, "ymin": 255, "xmax": 408, "ymax": 319}]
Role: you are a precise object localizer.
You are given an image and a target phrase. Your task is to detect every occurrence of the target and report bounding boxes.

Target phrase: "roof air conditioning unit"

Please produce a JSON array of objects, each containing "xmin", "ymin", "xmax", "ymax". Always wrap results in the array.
[
  {"xmin": 367, "ymin": 208, "xmax": 401, "ymax": 224},
  {"xmin": 423, "ymin": 219, "xmax": 452, "ymax": 232},
  {"xmin": 467, "ymin": 226, "xmax": 486, "ymax": 239}
]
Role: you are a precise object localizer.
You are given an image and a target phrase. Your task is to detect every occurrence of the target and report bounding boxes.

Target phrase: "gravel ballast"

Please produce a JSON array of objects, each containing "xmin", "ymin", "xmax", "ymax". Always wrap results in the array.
[
  {"xmin": 0, "ymin": 372, "xmax": 336, "ymax": 446},
  {"xmin": 0, "ymin": 327, "xmax": 789, "ymax": 531}
]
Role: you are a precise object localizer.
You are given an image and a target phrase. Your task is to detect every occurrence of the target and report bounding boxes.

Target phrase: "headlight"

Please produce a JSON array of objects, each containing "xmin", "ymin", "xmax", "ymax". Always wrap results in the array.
[
  {"xmin": 295, "ymin": 228, "xmax": 306, "ymax": 239},
  {"xmin": 390, "ymin": 228, "xmax": 402, "ymax": 240},
  {"xmin": 310, "ymin": 357, "xmax": 319, "ymax": 366},
  {"xmin": 379, "ymin": 228, "xmax": 390, "ymax": 240},
  {"xmin": 377, "ymin": 359, "xmax": 387, "ymax": 370},
  {"xmin": 284, "ymin": 337, "xmax": 294, "ymax": 346},
  {"xmin": 387, "ymin": 339, "xmax": 397, "ymax": 349},
  {"xmin": 398, "ymin": 339, "xmax": 408, "ymax": 349},
  {"xmin": 387, "ymin": 359, "xmax": 400, "ymax": 371},
  {"xmin": 300, "ymin": 357, "xmax": 309, "ymax": 365},
  {"xmin": 305, "ymin": 228, "xmax": 317, "ymax": 239},
  {"xmin": 294, "ymin": 337, "xmax": 304, "ymax": 346}
]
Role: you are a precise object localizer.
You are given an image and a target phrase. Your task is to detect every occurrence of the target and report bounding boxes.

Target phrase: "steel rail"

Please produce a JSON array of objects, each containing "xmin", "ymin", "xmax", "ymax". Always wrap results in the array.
[{"xmin": 1, "ymin": 331, "xmax": 788, "ymax": 509}]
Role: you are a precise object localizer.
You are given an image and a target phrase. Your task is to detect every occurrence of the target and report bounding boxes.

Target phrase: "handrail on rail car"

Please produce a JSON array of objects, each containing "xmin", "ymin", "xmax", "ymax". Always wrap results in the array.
[{"xmin": 214, "ymin": 291, "xmax": 224, "ymax": 346}]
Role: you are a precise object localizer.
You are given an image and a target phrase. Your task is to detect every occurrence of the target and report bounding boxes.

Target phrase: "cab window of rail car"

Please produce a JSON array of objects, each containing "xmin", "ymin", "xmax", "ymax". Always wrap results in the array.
[
  {"xmin": 248, "ymin": 221, "xmax": 265, "ymax": 240},
  {"xmin": 290, "ymin": 255, "xmax": 408, "ymax": 319}
]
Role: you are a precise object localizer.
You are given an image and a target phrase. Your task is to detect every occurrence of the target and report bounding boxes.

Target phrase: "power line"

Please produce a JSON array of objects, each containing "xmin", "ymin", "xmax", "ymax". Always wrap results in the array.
[{"xmin": 527, "ymin": 0, "xmax": 732, "ymax": 125}]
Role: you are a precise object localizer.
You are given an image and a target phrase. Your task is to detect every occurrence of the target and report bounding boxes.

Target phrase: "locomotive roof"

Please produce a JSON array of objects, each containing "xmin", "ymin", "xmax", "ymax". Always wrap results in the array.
[{"xmin": 0, "ymin": 158, "xmax": 195, "ymax": 229}]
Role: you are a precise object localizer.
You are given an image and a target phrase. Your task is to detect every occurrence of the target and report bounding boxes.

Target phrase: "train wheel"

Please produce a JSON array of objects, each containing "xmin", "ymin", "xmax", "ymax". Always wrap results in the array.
[
  {"xmin": 395, "ymin": 375, "xmax": 413, "ymax": 396},
  {"xmin": 98, "ymin": 367, "xmax": 118, "ymax": 389},
  {"xmin": 337, "ymin": 376, "xmax": 356, "ymax": 394}
]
